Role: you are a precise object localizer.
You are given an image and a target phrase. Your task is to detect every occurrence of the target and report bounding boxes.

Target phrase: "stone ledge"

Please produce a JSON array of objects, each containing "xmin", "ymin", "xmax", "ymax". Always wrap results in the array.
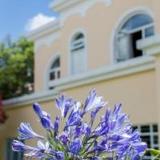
[
  {"xmin": 3, "ymin": 56, "xmax": 155, "ymax": 109},
  {"xmin": 137, "ymin": 35, "xmax": 160, "ymax": 56}
]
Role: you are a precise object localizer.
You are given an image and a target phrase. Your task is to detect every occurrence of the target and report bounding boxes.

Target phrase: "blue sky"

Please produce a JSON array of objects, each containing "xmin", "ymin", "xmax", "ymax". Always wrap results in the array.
[{"xmin": 0, "ymin": 0, "xmax": 58, "ymax": 41}]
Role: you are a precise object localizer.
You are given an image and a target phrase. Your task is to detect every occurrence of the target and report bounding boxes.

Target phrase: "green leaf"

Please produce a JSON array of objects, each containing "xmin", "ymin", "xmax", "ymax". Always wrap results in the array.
[
  {"xmin": 0, "ymin": 36, "xmax": 34, "ymax": 99},
  {"xmin": 147, "ymin": 148, "xmax": 160, "ymax": 156}
]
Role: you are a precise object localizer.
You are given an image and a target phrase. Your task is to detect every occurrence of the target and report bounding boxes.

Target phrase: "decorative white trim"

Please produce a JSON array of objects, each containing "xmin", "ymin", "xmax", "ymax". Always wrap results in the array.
[
  {"xmin": 27, "ymin": 20, "xmax": 60, "ymax": 41},
  {"xmin": 34, "ymin": 32, "xmax": 61, "ymax": 52},
  {"xmin": 50, "ymin": 0, "xmax": 85, "ymax": 12},
  {"xmin": 54, "ymin": 56, "xmax": 155, "ymax": 91},
  {"xmin": 50, "ymin": 0, "xmax": 111, "ymax": 13},
  {"xmin": 44, "ymin": 54, "xmax": 60, "ymax": 90},
  {"xmin": 3, "ymin": 56, "xmax": 155, "ymax": 109},
  {"xmin": 27, "ymin": 0, "xmax": 112, "ymax": 42},
  {"xmin": 50, "ymin": 0, "xmax": 112, "ymax": 26},
  {"xmin": 3, "ymin": 90, "xmax": 58, "ymax": 109},
  {"xmin": 111, "ymin": 6, "xmax": 155, "ymax": 64},
  {"xmin": 68, "ymin": 28, "xmax": 88, "ymax": 76},
  {"xmin": 137, "ymin": 35, "xmax": 160, "ymax": 56}
]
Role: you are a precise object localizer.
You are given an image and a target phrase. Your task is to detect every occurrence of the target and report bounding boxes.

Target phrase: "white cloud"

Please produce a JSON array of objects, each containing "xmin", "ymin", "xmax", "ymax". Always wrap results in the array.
[{"xmin": 26, "ymin": 13, "xmax": 56, "ymax": 32}]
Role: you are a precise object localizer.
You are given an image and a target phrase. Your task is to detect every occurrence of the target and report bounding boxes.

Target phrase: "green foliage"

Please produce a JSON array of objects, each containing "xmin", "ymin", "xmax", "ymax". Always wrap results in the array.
[
  {"xmin": 0, "ymin": 37, "xmax": 34, "ymax": 99},
  {"xmin": 146, "ymin": 149, "xmax": 160, "ymax": 159}
]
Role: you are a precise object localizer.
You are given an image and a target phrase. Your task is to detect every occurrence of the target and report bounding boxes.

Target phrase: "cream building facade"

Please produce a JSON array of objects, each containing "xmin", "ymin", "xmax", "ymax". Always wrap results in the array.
[{"xmin": 1, "ymin": 0, "xmax": 160, "ymax": 159}]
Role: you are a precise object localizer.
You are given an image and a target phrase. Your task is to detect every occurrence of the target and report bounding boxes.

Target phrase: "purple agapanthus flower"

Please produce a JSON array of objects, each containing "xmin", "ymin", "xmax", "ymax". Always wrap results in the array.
[
  {"xmin": 84, "ymin": 89, "xmax": 106, "ymax": 112},
  {"xmin": 13, "ymin": 140, "xmax": 53, "ymax": 159},
  {"xmin": 18, "ymin": 122, "xmax": 44, "ymax": 140},
  {"xmin": 69, "ymin": 139, "xmax": 82, "ymax": 155},
  {"xmin": 65, "ymin": 110, "xmax": 82, "ymax": 128},
  {"xmin": 55, "ymin": 151, "xmax": 65, "ymax": 160},
  {"xmin": 12, "ymin": 140, "xmax": 46, "ymax": 159},
  {"xmin": 12, "ymin": 90, "xmax": 147, "ymax": 160},
  {"xmin": 56, "ymin": 95, "xmax": 75, "ymax": 118},
  {"xmin": 33, "ymin": 103, "xmax": 53, "ymax": 130},
  {"xmin": 12, "ymin": 140, "xmax": 32, "ymax": 152},
  {"xmin": 59, "ymin": 131, "xmax": 69, "ymax": 145}
]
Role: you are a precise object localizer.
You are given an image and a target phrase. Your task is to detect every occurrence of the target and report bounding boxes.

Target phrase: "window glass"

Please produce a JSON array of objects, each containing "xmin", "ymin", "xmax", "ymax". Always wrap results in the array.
[
  {"xmin": 141, "ymin": 125, "xmax": 150, "ymax": 133},
  {"xmin": 71, "ymin": 33, "xmax": 86, "ymax": 75},
  {"xmin": 6, "ymin": 138, "xmax": 23, "ymax": 160},
  {"xmin": 133, "ymin": 124, "xmax": 159, "ymax": 160},
  {"xmin": 122, "ymin": 14, "xmax": 153, "ymax": 31},
  {"xmin": 49, "ymin": 57, "xmax": 60, "ymax": 81},
  {"xmin": 51, "ymin": 57, "xmax": 60, "ymax": 69},
  {"xmin": 48, "ymin": 57, "xmax": 60, "ymax": 89},
  {"xmin": 115, "ymin": 13, "xmax": 154, "ymax": 62},
  {"xmin": 145, "ymin": 26, "xmax": 154, "ymax": 37},
  {"xmin": 153, "ymin": 124, "xmax": 158, "ymax": 132},
  {"xmin": 153, "ymin": 135, "xmax": 159, "ymax": 145}
]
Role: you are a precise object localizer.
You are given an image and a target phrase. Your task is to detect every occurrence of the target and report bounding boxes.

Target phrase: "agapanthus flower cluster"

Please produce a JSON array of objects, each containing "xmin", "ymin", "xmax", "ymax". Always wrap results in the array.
[{"xmin": 12, "ymin": 90, "xmax": 147, "ymax": 160}]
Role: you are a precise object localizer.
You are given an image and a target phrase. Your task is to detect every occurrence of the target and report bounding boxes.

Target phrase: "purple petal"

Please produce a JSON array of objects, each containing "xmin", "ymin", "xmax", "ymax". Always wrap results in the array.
[
  {"xmin": 33, "ymin": 103, "xmax": 42, "ymax": 117},
  {"xmin": 69, "ymin": 139, "xmax": 82, "ymax": 154},
  {"xmin": 18, "ymin": 122, "xmax": 43, "ymax": 140}
]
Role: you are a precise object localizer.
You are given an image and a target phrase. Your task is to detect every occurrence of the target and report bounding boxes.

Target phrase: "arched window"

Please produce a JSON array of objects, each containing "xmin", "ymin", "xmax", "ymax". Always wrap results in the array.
[
  {"xmin": 48, "ymin": 56, "xmax": 60, "ymax": 89},
  {"xmin": 70, "ymin": 32, "xmax": 86, "ymax": 75},
  {"xmin": 115, "ymin": 13, "xmax": 154, "ymax": 62}
]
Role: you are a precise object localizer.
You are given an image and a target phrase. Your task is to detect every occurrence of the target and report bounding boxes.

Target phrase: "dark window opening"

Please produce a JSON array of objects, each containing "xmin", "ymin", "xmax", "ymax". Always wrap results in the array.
[
  {"xmin": 51, "ymin": 57, "xmax": 60, "ymax": 69},
  {"xmin": 50, "ymin": 72, "xmax": 55, "ymax": 80},
  {"xmin": 153, "ymin": 124, "xmax": 158, "ymax": 132},
  {"xmin": 49, "ymin": 57, "xmax": 61, "ymax": 90},
  {"xmin": 141, "ymin": 125, "xmax": 150, "ymax": 133},
  {"xmin": 49, "ymin": 86, "xmax": 54, "ymax": 90},
  {"xmin": 116, "ymin": 14, "xmax": 154, "ymax": 62},
  {"xmin": 133, "ymin": 124, "xmax": 159, "ymax": 160},
  {"xmin": 57, "ymin": 70, "xmax": 61, "ymax": 79},
  {"xmin": 6, "ymin": 138, "xmax": 24, "ymax": 160},
  {"xmin": 141, "ymin": 135, "xmax": 151, "ymax": 148},
  {"xmin": 154, "ymin": 135, "xmax": 159, "ymax": 145},
  {"xmin": 131, "ymin": 30, "xmax": 143, "ymax": 58},
  {"xmin": 74, "ymin": 33, "xmax": 84, "ymax": 41}
]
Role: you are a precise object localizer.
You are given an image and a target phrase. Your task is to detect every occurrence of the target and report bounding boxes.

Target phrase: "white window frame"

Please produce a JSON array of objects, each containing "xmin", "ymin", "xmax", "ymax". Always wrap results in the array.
[
  {"xmin": 70, "ymin": 32, "xmax": 86, "ymax": 75},
  {"xmin": 114, "ymin": 11, "xmax": 155, "ymax": 63},
  {"xmin": 116, "ymin": 23, "xmax": 154, "ymax": 62},
  {"xmin": 117, "ymin": 23, "xmax": 154, "ymax": 39},
  {"xmin": 134, "ymin": 124, "xmax": 159, "ymax": 160},
  {"xmin": 48, "ymin": 56, "xmax": 60, "ymax": 89}
]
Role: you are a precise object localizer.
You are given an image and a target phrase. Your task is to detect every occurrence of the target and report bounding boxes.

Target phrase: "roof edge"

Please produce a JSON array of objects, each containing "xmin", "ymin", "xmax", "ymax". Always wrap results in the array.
[
  {"xmin": 49, "ymin": 0, "xmax": 84, "ymax": 13},
  {"xmin": 26, "ymin": 19, "xmax": 60, "ymax": 41}
]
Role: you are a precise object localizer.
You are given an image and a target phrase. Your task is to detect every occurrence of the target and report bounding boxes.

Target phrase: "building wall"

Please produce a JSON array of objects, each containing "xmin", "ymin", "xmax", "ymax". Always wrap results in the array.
[
  {"xmin": 34, "ymin": 0, "xmax": 160, "ymax": 92},
  {"xmin": 0, "ymin": 68, "xmax": 158, "ymax": 159},
  {"xmin": 2, "ymin": 0, "xmax": 160, "ymax": 159}
]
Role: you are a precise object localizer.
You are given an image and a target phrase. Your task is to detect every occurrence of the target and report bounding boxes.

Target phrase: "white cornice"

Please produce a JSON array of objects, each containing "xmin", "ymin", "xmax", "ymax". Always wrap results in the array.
[
  {"xmin": 3, "ymin": 90, "xmax": 58, "ymax": 110},
  {"xmin": 50, "ymin": 0, "xmax": 111, "ymax": 12},
  {"xmin": 52, "ymin": 56, "xmax": 155, "ymax": 90},
  {"xmin": 34, "ymin": 31, "xmax": 61, "ymax": 52},
  {"xmin": 3, "ymin": 56, "xmax": 155, "ymax": 109},
  {"xmin": 50, "ymin": 0, "xmax": 85, "ymax": 12},
  {"xmin": 27, "ymin": 20, "xmax": 60, "ymax": 41},
  {"xmin": 137, "ymin": 35, "xmax": 160, "ymax": 56},
  {"xmin": 27, "ymin": 0, "xmax": 112, "ymax": 41},
  {"xmin": 50, "ymin": 0, "xmax": 112, "ymax": 25}
]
